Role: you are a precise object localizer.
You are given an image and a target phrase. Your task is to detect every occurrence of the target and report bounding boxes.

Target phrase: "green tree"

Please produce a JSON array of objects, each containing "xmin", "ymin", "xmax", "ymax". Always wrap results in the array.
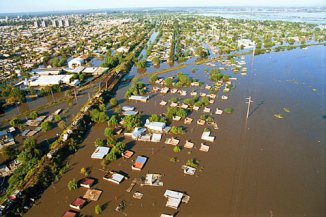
[
  {"xmin": 107, "ymin": 115, "xmax": 118, "ymax": 127},
  {"xmin": 41, "ymin": 121, "xmax": 53, "ymax": 132},
  {"xmin": 3, "ymin": 146, "xmax": 17, "ymax": 160},
  {"xmin": 104, "ymin": 127, "xmax": 114, "ymax": 138},
  {"xmin": 9, "ymin": 117, "xmax": 20, "ymax": 127},
  {"xmin": 149, "ymin": 74, "xmax": 158, "ymax": 84},
  {"xmin": 165, "ymin": 77, "xmax": 173, "ymax": 86},
  {"xmin": 95, "ymin": 138, "xmax": 104, "ymax": 146},
  {"xmin": 186, "ymin": 159, "xmax": 199, "ymax": 168},
  {"xmin": 109, "ymin": 98, "xmax": 118, "ymax": 107},
  {"xmin": 29, "ymin": 111, "xmax": 39, "ymax": 119},
  {"xmin": 54, "ymin": 115, "xmax": 61, "ymax": 122},
  {"xmin": 173, "ymin": 146, "xmax": 181, "ymax": 153},
  {"xmin": 95, "ymin": 205, "xmax": 102, "ymax": 215},
  {"xmin": 89, "ymin": 108, "xmax": 109, "ymax": 123},
  {"xmin": 67, "ymin": 179, "xmax": 78, "ymax": 190},
  {"xmin": 122, "ymin": 114, "xmax": 142, "ymax": 131}
]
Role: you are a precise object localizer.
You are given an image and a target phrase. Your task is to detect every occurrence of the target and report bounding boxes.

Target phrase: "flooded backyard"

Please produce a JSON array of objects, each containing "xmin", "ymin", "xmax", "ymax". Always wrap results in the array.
[{"xmin": 25, "ymin": 45, "xmax": 326, "ymax": 217}]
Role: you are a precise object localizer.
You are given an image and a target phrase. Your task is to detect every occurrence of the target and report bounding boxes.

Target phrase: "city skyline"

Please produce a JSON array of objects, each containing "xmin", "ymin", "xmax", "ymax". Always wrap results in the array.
[{"xmin": 0, "ymin": 0, "xmax": 325, "ymax": 13}]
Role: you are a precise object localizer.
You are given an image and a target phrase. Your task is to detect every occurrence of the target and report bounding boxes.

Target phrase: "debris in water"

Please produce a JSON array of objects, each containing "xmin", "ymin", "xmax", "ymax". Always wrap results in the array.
[
  {"xmin": 274, "ymin": 114, "xmax": 284, "ymax": 119},
  {"xmin": 283, "ymin": 107, "xmax": 290, "ymax": 113}
]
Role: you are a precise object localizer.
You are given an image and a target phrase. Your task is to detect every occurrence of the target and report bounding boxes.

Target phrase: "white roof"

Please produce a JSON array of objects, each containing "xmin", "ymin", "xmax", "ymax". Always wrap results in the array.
[
  {"xmin": 83, "ymin": 67, "xmax": 97, "ymax": 73},
  {"xmin": 91, "ymin": 147, "xmax": 110, "ymax": 159},
  {"xmin": 123, "ymin": 111, "xmax": 138, "ymax": 116},
  {"xmin": 122, "ymin": 106, "xmax": 135, "ymax": 111},
  {"xmin": 201, "ymin": 131, "xmax": 215, "ymax": 142},
  {"xmin": 183, "ymin": 166, "xmax": 196, "ymax": 175},
  {"xmin": 151, "ymin": 133, "xmax": 162, "ymax": 142},
  {"xmin": 131, "ymin": 127, "xmax": 146, "ymax": 139},
  {"xmin": 145, "ymin": 119, "xmax": 166, "ymax": 131},
  {"xmin": 166, "ymin": 197, "xmax": 181, "ymax": 209},
  {"xmin": 129, "ymin": 95, "xmax": 149, "ymax": 101},
  {"xmin": 164, "ymin": 190, "xmax": 184, "ymax": 199},
  {"xmin": 161, "ymin": 215, "xmax": 174, "ymax": 217},
  {"xmin": 29, "ymin": 75, "xmax": 73, "ymax": 86},
  {"xmin": 111, "ymin": 173, "xmax": 124, "ymax": 183}
]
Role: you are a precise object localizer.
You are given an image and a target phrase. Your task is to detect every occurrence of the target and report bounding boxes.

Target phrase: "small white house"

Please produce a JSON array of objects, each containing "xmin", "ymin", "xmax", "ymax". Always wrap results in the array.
[
  {"xmin": 68, "ymin": 57, "xmax": 84, "ymax": 69},
  {"xmin": 91, "ymin": 147, "xmax": 110, "ymax": 159},
  {"xmin": 145, "ymin": 119, "xmax": 166, "ymax": 132}
]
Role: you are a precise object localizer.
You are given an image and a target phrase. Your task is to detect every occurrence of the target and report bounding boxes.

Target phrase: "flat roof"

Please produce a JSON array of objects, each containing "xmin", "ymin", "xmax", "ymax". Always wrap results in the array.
[{"xmin": 91, "ymin": 147, "xmax": 110, "ymax": 159}]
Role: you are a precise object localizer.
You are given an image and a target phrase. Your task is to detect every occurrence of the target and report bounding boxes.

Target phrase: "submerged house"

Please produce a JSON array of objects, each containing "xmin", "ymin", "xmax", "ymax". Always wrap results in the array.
[
  {"xmin": 145, "ymin": 119, "xmax": 166, "ymax": 133},
  {"xmin": 91, "ymin": 147, "xmax": 110, "ymax": 159},
  {"xmin": 70, "ymin": 197, "xmax": 87, "ymax": 210},
  {"xmin": 103, "ymin": 171, "xmax": 126, "ymax": 184},
  {"xmin": 164, "ymin": 190, "xmax": 190, "ymax": 209},
  {"xmin": 132, "ymin": 156, "xmax": 148, "ymax": 171},
  {"xmin": 128, "ymin": 95, "xmax": 149, "ymax": 102}
]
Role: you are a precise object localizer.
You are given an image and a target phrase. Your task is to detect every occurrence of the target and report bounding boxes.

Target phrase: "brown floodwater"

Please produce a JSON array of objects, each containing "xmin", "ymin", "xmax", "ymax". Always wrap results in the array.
[{"xmin": 25, "ymin": 45, "xmax": 326, "ymax": 217}]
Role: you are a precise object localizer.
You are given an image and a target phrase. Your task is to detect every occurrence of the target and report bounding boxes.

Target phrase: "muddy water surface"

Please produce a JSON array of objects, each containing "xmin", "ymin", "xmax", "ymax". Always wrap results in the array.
[{"xmin": 25, "ymin": 45, "xmax": 326, "ymax": 217}]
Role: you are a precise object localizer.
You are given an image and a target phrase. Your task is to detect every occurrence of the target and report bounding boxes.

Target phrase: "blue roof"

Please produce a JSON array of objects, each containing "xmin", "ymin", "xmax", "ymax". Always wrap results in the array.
[{"xmin": 135, "ymin": 156, "xmax": 147, "ymax": 163}]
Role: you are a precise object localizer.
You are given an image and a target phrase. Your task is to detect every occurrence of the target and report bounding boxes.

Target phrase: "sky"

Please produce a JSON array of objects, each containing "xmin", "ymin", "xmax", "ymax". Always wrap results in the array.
[{"xmin": 0, "ymin": 0, "xmax": 325, "ymax": 13}]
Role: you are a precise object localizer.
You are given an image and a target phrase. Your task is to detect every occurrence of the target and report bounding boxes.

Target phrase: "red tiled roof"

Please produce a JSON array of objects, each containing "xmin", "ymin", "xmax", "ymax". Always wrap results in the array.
[
  {"xmin": 133, "ymin": 162, "xmax": 143, "ymax": 169},
  {"xmin": 71, "ymin": 197, "xmax": 86, "ymax": 207},
  {"xmin": 62, "ymin": 211, "xmax": 78, "ymax": 217},
  {"xmin": 81, "ymin": 178, "xmax": 95, "ymax": 186}
]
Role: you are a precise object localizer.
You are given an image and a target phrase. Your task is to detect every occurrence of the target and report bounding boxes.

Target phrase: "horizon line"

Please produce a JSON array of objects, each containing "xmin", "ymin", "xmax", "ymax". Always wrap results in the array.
[{"xmin": 1, "ymin": 5, "xmax": 325, "ymax": 15}]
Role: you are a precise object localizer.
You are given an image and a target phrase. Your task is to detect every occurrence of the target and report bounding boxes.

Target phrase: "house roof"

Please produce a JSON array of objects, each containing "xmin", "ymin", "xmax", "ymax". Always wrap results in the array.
[
  {"xmin": 91, "ymin": 147, "xmax": 110, "ymax": 159},
  {"xmin": 70, "ymin": 197, "xmax": 86, "ymax": 207},
  {"xmin": 80, "ymin": 178, "xmax": 95, "ymax": 186},
  {"xmin": 62, "ymin": 211, "xmax": 78, "ymax": 217}
]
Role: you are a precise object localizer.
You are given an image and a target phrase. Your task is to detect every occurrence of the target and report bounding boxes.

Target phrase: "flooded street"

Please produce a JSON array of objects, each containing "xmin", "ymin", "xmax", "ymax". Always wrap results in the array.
[{"xmin": 26, "ymin": 45, "xmax": 326, "ymax": 217}]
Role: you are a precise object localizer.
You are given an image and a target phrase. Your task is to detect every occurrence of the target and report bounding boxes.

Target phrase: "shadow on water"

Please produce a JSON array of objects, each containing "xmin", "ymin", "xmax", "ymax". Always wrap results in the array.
[
  {"xmin": 248, "ymin": 100, "xmax": 264, "ymax": 118},
  {"xmin": 322, "ymin": 115, "xmax": 326, "ymax": 120},
  {"xmin": 101, "ymin": 201, "xmax": 111, "ymax": 211}
]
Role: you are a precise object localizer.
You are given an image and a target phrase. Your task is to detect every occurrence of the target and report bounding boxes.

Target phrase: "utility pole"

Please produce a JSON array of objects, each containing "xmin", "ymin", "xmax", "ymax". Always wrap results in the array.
[
  {"xmin": 74, "ymin": 88, "xmax": 77, "ymax": 101},
  {"xmin": 51, "ymin": 89, "xmax": 55, "ymax": 102},
  {"xmin": 246, "ymin": 96, "xmax": 253, "ymax": 119}
]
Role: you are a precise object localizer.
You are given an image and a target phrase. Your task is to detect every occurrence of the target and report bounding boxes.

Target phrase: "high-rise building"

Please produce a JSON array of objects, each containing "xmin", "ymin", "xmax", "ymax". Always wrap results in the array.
[
  {"xmin": 34, "ymin": 21, "xmax": 40, "ymax": 28},
  {"xmin": 58, "ymin": 20, "xmax": 64, "ymax": 27},
  {"xmin": 41, "ymin": 20, "xmax": 47, "ymax": 28},
  {"xmin": 64, "ymin": 19, "xmax": 70, "ymax": 27},
  {"xmin": 52, "ymin": 20, "xmax": 57, "ymax": 27}
]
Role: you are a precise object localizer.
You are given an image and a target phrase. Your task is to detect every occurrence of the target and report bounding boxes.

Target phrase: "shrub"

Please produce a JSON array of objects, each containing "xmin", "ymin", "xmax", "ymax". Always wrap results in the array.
[
  {"xmin": 170, "ymin": 157, "xmax": 177, "ymax": 162},
  {"xmin": 224, "ymin": 107, "xmax": 234, "ymax": 114}
]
